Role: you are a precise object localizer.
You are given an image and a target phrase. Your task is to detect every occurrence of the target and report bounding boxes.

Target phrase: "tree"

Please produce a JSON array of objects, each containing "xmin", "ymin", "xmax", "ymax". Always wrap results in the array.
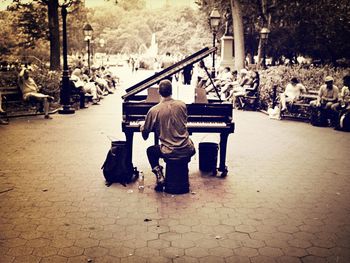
[
  {"xmin": 230, "ymin": 0, "xmax": 245, "ymax": 70},
  {"xmin": 0, "ymin": 11, "xmax": 18, "ymax": 56},
  {"xmin": 6, "ymin": 0, "xmax": 85, "ymax": 70},
  {"xmin": 88, "ymin": 4, "xmax": 211, "ymax": 56},
  {"xmin": 46, "ymin": 0, "xmax": 60, "ymax": 70}
]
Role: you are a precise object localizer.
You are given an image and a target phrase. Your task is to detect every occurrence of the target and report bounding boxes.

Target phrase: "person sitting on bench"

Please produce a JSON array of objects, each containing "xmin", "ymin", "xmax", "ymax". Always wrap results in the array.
[
  {"xmin": 0, "ymin": 91, "xmax": 9, "ymax": 125},
  {"xmin": 18, "ymin": 66, "xmax": 53, "ymax": 119},
  {"xmin": 331, "ymin": 75, "xmax": 350, "ymax": 127},
  {"xmin": 331, "ymin": 75, "xmax": 350, "ymax": 112},
  {"xmin": 280, "ymin": 77, "xmax": 306, "ymax": 112},
  {"xmin": 205, "ymin": 66, "xmax": 232, "ymax": 94},
  {"xmin": 71, "ymin": 68, "xmax": 100, "ymax": 105},
  {"xmin": 140, "ymin": 79, "xmax": 195, "ymax": 192}
]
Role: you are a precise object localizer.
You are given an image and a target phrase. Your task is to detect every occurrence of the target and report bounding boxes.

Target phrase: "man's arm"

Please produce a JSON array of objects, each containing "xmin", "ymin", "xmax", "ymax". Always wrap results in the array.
[
  {"xmin": 316, "ymin": 86, "xmax": 323, "ymax": 105},
  {"xmin": 330, "ymin": 87, "xmax": 339, "ymax": 102},
  {"xmin": 299, "ymin": 84, "xmax": 307, "ymax": 94},
  {"xmin": 140, "ymin": 109, "xmax": 155, "ymax": 140}
]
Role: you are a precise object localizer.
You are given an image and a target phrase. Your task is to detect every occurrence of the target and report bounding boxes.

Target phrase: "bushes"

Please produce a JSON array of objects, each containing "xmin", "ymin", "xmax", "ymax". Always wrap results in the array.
[{"xmin": 258, "ymin": 65, "xmax": 349, "ymax": 110}]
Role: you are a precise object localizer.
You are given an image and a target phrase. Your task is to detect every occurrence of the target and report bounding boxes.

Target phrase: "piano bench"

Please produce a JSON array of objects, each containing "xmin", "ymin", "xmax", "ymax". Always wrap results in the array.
[{"xmin": 164, "ymin": 157, "xmax": 191, "ymax": 195}]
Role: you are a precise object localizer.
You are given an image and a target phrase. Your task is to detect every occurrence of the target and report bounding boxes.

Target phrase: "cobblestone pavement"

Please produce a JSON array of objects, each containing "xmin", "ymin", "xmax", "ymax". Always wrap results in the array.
[{"xmin": 1, "ymin": 71, "xmax": 350, "ymax": 263}]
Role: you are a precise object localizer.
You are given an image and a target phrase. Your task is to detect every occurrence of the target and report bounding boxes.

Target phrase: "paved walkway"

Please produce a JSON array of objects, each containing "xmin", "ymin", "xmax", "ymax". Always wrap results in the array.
[{"xmin": 0, "ymin": 70, "xmax": 349, "ymax": 263}]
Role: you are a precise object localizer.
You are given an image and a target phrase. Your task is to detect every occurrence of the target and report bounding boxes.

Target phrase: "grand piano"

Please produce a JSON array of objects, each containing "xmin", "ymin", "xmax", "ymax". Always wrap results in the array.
[{"xmin": 121, "ymin": 47, "xmax": 235, "ymax": 177}]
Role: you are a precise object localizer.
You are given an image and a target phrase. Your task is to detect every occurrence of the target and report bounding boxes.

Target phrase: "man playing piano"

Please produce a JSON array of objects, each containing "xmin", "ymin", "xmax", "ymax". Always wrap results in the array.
[{"xmin": 140, "ymin": 79, "xmax": 196, "ymax": 192}]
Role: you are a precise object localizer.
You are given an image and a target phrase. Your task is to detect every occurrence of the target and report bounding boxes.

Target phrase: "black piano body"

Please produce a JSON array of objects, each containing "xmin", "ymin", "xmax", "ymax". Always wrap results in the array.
[{"xmin": 122, "ymin": 47, "xmax": 235, "ymax": 176}]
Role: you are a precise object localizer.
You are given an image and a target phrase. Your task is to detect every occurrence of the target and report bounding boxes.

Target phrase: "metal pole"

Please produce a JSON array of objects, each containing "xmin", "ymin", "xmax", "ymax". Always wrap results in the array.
[
  {"xmin": 212, "ymin": 32, "xmax": 216, "ymax": 78},
  {"xmin": 59, "ymin": 5, "xmax": 75, "ymax": 114},
  {"xmin": 87, "ymin": 39, "xmax": 91, "ymax": 74},
  {"xmin": 263, "ymin": 40, "xmax": 266, "ymax": 69}
]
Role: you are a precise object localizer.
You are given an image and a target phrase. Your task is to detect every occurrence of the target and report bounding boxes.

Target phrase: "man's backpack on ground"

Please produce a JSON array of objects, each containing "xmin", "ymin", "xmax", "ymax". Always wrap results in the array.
[
  {"xmin": 310, "ymin": 108, "xmax": 328, "ymax": 127},
  {"xmin": 101, "ymin": 140, "xmax": 138, "ymax": 186},
  {"xmin": 335, "ymin": 110, "xmax": 350, "ymax": 132}
]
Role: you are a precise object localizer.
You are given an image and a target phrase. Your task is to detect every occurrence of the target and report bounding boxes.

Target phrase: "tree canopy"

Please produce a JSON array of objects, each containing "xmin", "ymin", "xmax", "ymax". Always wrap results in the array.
[
  {"xmin": 0, "ymin": 0, "xmax": 349, "ymax": 68},
  {"xmin": 196, "ymin": 0, "xmax": 350, "ymax": 65}
]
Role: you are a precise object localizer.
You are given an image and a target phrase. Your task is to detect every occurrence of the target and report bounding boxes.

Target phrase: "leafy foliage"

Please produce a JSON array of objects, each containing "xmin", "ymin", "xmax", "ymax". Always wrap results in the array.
[
  {"xmin": 7, "ymin": 1, "xmax": 48, "ymax": 48},
  {"xmin": 196, "ymin": 0, "xmax": 350, "ymax": 64},
  {"xmin": 89, "ymin": 4, "xmax": 211, "ymax": 56}
]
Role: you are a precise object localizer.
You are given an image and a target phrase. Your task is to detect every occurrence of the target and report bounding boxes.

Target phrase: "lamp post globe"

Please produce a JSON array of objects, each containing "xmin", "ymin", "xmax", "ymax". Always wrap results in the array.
[
  {"xmin": 210, "ymin": 8, "xmax": 220, "ymax": 78},
  {"xmin": 260, "ymin": 27, "xmax": 270, "ymax": 69},
  {"xmin": 83, "ymin": 23, "xmax": 93, "ymax": 73}
]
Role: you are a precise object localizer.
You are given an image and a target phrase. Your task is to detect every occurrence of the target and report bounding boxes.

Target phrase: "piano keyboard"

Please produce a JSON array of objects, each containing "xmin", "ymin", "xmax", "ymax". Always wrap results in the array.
[{"xmin": 129, "ymin": 121, "xmax": 227, "ymax": 128}]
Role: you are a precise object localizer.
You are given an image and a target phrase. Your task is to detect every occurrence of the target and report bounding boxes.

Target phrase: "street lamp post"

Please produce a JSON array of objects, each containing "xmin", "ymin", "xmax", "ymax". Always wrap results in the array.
[
  {"xmin": 210, "ymin": 8, "xmax": 220, "ymax": 78},
  {"xmin": 58, "ymin": 3, "xmax": 75, "ymax": 115},
  {"xmin": 99, "ymin": 38, "xmax": 105, "ymax": 67},
  {"xmin": 260, "ymin": 27, "xmax": 270, "ymax": 69},
  {"xmin": 83, "ymin": 23, "xmax": 93, "ymax": 73}
]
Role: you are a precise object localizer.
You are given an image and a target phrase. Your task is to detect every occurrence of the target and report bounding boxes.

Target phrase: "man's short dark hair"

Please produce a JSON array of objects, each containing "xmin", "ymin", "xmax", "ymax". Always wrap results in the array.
[
  {"xmin": 291, "ymin": 77, "xmax": 299, "ymax": 84},
  {"xmin": 159, "ymin": 79, "xmax": 172, "ymax": 97},
  {"xmin": 343, "ymin": 75, "xmax": 350, "ymax": 86}
]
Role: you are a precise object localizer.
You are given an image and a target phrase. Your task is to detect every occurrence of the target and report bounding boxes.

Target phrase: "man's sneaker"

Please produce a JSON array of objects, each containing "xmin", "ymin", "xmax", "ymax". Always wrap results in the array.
[
  {"xmin": 152, "ymin": 165, "xmax": 165, "ymax": 185},
  {"xmin": 0, "ymin": 119, "xmax": 9, "ymax": 125}
]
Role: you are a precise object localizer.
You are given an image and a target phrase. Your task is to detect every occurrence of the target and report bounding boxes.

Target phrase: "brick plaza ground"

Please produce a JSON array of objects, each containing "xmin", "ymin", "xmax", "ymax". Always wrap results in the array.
[{"xmin": 0, "ymin": 69, "xmax": 350, "ymax": 263}]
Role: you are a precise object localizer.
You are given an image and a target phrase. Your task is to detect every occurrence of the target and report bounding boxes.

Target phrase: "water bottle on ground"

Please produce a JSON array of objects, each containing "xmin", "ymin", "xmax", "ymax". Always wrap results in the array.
[{"xmin": 138, "ymin": 172, "xmax": 145, "ymax": 192}]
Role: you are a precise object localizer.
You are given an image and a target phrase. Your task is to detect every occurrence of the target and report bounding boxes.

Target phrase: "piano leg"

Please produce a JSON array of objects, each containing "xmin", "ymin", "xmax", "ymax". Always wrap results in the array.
[
  {"xmin": 219, "ymin": 132, "xmax": 229, "ymax": 177},
  {"xmin": 125, "ymin": 131, "xmax": 134, "ymax": 165},
  {"xmin": 154, "ymin": 133, "xmax": 159, "ymax": 145}
]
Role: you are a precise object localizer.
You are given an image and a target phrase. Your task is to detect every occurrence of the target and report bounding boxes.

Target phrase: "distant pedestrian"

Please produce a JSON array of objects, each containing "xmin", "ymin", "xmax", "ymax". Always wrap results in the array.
[
  {"xmin": 0, "ymin": 91, "xmax": 9, "ymax": 125},
  {"xmin": 161, "ymin": 52, "xmax": 174, "ymax": 82},
  {"xmin": 183, "ymin": 63, "xmax": 193, "ymax": 85},
  {"xmin": 135, "ymin": 58, "xmax": 140, "ymax": 72},
  {"xmin": 130, "ymin": 57, "xmax": 135, "ymax": 73}
]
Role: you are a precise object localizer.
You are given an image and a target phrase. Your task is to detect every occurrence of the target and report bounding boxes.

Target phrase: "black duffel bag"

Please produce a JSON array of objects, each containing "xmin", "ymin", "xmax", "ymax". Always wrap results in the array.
[{"xmin": 101, "ymin": 141, "xmax": 138, "ymax": 186}]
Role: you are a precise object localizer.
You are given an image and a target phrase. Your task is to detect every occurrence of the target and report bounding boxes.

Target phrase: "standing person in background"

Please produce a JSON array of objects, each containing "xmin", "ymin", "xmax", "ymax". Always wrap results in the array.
[
  {"xmin": 182, "ymin": 63, "xmax": 193, "ymax": 85},
  {"xmin": 134, "ymin": 57, "xmax": 140, "ymax": 72},
  {"xmin": 196, "ymin": 60, "xmax": 209, "ymax": 89},
  {"xmin": 130, "ymin": 57, "xmax": 135, "ymax": 73},
  {"xmin": 161, "ymin": 52, "xmax": 174, "ymax": 82},
  {"xmin": 0, "ymin": 92, "xmax": 9, "ymax": 125}
]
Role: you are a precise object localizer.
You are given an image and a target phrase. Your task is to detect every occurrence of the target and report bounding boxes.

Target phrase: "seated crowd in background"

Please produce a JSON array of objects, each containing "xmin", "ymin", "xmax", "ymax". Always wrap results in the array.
[
  {"xmin": 70, "ymin": 65, "xmax": 118, "ymax": 105},
  {"xmin": 197, "ymin": 64, "xmax": 259, "ymax": 101}
]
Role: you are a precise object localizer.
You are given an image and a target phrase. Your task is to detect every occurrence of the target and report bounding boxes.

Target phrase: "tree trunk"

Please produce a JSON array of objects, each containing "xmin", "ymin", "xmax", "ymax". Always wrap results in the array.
[
  {"xmin": 257, "ymin": 38, "xmax": 262, "ymax": 67},
  {"xmin": 47, "ymin": 0, "xmax": 61, "ymax": 70},
  {"xmin": 230, "ymin": 0, "xmax": 245, "ymax": 71}
]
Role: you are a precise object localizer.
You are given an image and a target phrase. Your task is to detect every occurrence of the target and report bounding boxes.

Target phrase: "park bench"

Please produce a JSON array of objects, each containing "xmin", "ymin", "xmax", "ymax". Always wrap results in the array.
[
  {"xmin": 0, "ymin": 70, "xmax": 59, "ymax": 118},
  {"xmin": 280, "ymin": 90, "xmax": 318, "ymax": 121},
  {"xmin": 237, "ymin": 82, "xmax": 260, "ymax": 111}
]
